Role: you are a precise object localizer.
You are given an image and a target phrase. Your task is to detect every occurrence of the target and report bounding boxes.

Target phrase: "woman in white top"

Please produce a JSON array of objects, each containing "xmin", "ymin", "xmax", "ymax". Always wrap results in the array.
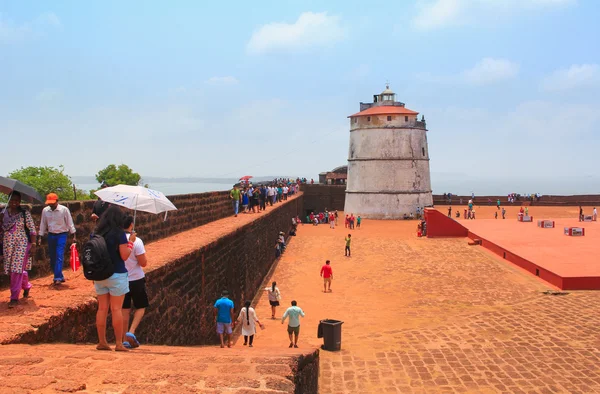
[
  {"xmin": 237, "ymin": 300, "xmax": 263, "ymax": 347},
  {"xmin": 264, "ymin": 281, "xmax": 281, "ymax": 319}
]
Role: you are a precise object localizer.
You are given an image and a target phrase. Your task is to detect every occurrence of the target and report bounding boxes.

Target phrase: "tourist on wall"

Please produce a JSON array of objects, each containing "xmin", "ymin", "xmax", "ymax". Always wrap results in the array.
[
  {"xmin": 501, "ymin": 207, "xmax": 506, "ymax": 219},
  {"xmin": 260, "ymin": 185, "xmax": 268, "ymax": 211},
  {"xmin": 349, "ymin": 214, "xmax": 355, "ymax": 229},
  {"xmin": 579, "ymin": 206, "xmax": 583, "ymax": 222},
  {"xmin": 344, "ymin": 214, "xmax": 349, "ymax": 228},
  {"xmin": 37, "ymin": 193, "xmax": 76, "ymax": 285},
  {"xmin": 121, "ymin": 215, "xmax": 149, "ymax": 349},
  {"xmin": 334, "ymin": 210, "xmax": 339, "ymax": 225},
  {"xmin": 92, "ymin": 204, "xmax": 133, "ymax": 352},
  {"xmin": 214, "ymin": 290, "xmax": 235, "ymax": 348},
  {"xmin": 447, "ymin": 207, "xmax": 452, "ymax": 217},
  {"xmin": 329, "ymin": 212, "xmax": 335, "ymax": 229},
  {"xmin": 320, "ymin": 260, "xmax": 333, "ymax": 293},
  {"xmin": 497, "ymin": 199, "xmax": 501, "ymax": 210},
  {"xmin": 283, "ymin": 185, "xmax": 288, "ymax": 201},
  {"xmin": 265, "ymin": 281, "xmax": 281, "ymax": 318},
  {"xmin": 356, "ymin": 215, "xmax": 361, "ymax": 229},
  {"xmin": 251, "ymin": 188, "xmax": 259, "ymax": 213},
  {"xmin": 230, "ymin": 185, "xmax": 241, "ymax": 217},
  {"xmin": 281, "ymin": 300, "xmax": 305, "ymax": 348},
  {"xmin": 593, "ymin": 207, "xmax": 597, "ymax": 221},
  {"xmin": 1, "ymin": 192, "xmax": 36, "ymax": 308},
  {"xmin": 277, "ymin": 185, "xmax": 283, "ymax": 202},
  {"xmin": 344, "ymin": 234, "xmax": 351, "ymax": 257},
  {"xmin": 237, "ymin": 300, "xmax": 264, "ymax": 347},
  {"xmin": 241, "ymin": 188, "xmax": 249, "ymax": 213}
]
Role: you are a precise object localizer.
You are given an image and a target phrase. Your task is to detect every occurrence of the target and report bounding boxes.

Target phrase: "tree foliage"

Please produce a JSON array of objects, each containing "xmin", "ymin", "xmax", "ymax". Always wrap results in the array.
[
  {"xmin": 95, "ymin": 164, "xmax": 141, "ymax": 187},
  {"xmin": 7, "ymin": 165, "xmax": 90, "ymax": 201}
]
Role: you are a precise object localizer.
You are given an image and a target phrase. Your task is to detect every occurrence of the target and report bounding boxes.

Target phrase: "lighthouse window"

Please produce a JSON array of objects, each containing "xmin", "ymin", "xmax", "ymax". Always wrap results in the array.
[
  {"xmin": 354, "ymin": 118, "xmax": 357, "ymax": 124},
  {"xmin": 422, "ymin": 147, "xmax": 425, "ymax": 156},
  {"xmin": 405, "ymin": 116, "xmax": 409, "ymax": 122},
  {"xmin": 387, "ymin": 116, "xmax": 392, "ymax": 121},
  {"xmin": 367, "ymin": 116, "xmax": 371, "ymax": 122}
]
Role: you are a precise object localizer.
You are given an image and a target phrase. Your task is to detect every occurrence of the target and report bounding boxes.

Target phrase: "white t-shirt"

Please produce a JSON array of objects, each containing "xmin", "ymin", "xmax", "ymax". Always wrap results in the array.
[
  {"xmin": 125, "ymin": 233, "xmax": 146, "ymax": 281},
  {"xmin": 283, "ymin": 187, "xmax": 288, "ymax": 194}
]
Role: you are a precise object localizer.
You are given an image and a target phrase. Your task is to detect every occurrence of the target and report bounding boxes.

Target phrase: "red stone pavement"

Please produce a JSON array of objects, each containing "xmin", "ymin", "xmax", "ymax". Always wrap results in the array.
[{"xmin": 3, "ymin": 205, "xmax": 600, "ymax": 393}]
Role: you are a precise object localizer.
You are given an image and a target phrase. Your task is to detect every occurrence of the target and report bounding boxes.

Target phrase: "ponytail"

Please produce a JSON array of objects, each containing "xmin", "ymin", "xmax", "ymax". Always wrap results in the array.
[
  {"xmin": 244, "ymin": 300, "xmax": 251, "ymax": 325},
  {"xmin": 272, "ymin": 281, "xmax": 276, "ymax": 292}
]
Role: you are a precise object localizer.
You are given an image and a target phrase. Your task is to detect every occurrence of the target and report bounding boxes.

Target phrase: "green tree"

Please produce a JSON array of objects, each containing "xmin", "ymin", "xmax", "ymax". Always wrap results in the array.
[
  {"xmin": 95, "ymin": 164, "xmax": 141, "ymax": 187},
  {"xmin": 7, "ymin": 165, "xmax": 91, "ymax": 201}
]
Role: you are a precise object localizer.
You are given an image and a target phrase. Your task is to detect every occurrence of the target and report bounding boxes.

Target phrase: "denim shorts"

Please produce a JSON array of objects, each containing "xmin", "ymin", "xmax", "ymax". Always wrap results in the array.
[
  {"xmin": 216, "ymin": 322, "xmax": 232, "ymax": 335},
  {"xmin": 94, "ymin": 272, "xmax": 129, "ymax": 296}
]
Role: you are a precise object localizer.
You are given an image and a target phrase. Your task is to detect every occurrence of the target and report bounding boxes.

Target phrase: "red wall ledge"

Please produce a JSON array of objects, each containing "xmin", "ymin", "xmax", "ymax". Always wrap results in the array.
[
  {"xmin": 468, "ymin": 230, "xmax": 600, "ymax": 290},
  {"xmin": 424, "ymin": 208, "xmax": 468, "ymax": 238}
]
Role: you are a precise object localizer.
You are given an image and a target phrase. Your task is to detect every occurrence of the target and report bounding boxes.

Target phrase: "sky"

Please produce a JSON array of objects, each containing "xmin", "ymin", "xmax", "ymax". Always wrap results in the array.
[{"xmin": 1, "ymin": 0, "xmax": 599, "ymax": 194}]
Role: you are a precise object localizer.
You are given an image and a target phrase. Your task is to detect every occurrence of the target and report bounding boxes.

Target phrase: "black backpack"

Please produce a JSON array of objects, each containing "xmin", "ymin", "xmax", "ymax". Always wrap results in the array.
[{"xmin": 81, "ymin": 233, "xmax": 114, "ymax": 281}]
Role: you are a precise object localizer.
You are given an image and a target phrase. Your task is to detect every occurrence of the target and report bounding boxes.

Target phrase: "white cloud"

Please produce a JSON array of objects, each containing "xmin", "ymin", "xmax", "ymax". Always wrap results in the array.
[
  {"xmin": 246, "ymin": 12, "xmax": 345, "ymax": 55},
  {"xmin": 541, "ymin": 64, "xmax": 600, "ymax": 91},
  {"xmin": 412, "ymin": 0, "xmax": 576, "ymax": 30},
  {"xmin": 462, "ymin": 57, "xmax": 519, "ymax": 85},
  {"xmin": 0, "ymin": 12, "xmax": 61, "ymax": 42},
  {"xmin": 35, "ymin": 89, "xmax": 62, "ymax": 102},
  {"xmin": 205, "ymin": 76, "xmax": 239, "ymax": 85},
  {"xmin": 417, "ymin": 57, "xmax": 519, "ymax": 85}
]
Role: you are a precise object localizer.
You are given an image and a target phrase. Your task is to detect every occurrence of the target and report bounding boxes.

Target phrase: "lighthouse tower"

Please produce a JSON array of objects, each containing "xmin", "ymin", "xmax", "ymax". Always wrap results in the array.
[{"xmin": 344, "ymin": 85, "xmax": 433, "ymax": 219}]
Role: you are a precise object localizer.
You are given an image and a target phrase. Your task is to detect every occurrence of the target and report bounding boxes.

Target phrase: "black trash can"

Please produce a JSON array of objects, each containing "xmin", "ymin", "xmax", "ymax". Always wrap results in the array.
[{"xmin": 319, "ymin": 319, "xmax": 344, "ymax": 351}]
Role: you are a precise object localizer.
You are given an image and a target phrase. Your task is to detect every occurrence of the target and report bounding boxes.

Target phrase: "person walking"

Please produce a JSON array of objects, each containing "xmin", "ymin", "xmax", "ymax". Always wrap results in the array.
[
  {"xmin": 1, "ymin": 192, "xmax": 36, "ymax": 308},
  {"xmin": 230, "ymin": 185, "xmax": 241, "ymax": 217},
  {"xmin": 593, "ymin": 207, "xmax": 598, "ymax": 221},
  {"xmin": 356, "ymin": 215, "xmax": 361, "ymax": 229},
  {"xmin": 281, "ymin": 300, "xmax": 305, "ymax": 348},
  {"xmin": 37, "ymin": 193, "xmax": 76, "ymax": 285},
  {"xmin": 214, "ymin": 290, "xmax": 235, "ymax": 348},
  {"xmin": 237, "ymin": 301, "xmax": 264, "ymax": 347},
  {"xmin": 447, "ymin": 206, "xmax": 452, "ymax": 217},
  {"xmin": 92, "ymin": 204, "xmax": 134, "ymax": 352},
  {"xmin": 501, "ymin": 207, "xmax": 506, "ymax": 219},
  {"xmin": 497, "ymin": 199, "xmax": 501, "ymax": 210},
  {"xmin": 344, "ymin": 234, "xmax": 351, "ymax": 257},
  {"xmin": 265, "ymin": 281, "xmax": 281, "ymax": 319},
  {"xmin": 329, "ymin": 212, "xmax": 335, "ymax": 229},
  {"xmin": 579, "ymin": 206, "xmax": 583, "ymax": 222},
  {"xmin": 320, "ymin": 260, "xmax": 333, "ymax": 293},
  {"xmin": 121, "ymin": 215, "xmax": 149, "ymax": 349}
]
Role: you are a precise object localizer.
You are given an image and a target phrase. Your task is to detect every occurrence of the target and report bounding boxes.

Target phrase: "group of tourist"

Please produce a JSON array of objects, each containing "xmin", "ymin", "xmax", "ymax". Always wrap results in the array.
[
  {"xmin": 230, "ymin": 182, "xmax": 300, "ymax": 217},
  {"xmin": 1, "ymin": 188, "xmax": 150, "ymax": 352},
  {"xmin": 579, "ymin": 206, "xmax": 598, "ymax": 222}
]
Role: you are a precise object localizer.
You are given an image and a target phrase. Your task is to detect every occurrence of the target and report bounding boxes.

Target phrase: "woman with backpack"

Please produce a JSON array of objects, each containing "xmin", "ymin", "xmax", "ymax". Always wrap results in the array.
[
  {"xmin": 92, "ymin": 204, "xmax": 136, "ymax": 351},
  {"xmin": 237, "ymin": 300, "xmax": 264, "ymax": 347},
  {"xmin": 1, "ymin": 192, "xmax": 36, "ymax": 308}
]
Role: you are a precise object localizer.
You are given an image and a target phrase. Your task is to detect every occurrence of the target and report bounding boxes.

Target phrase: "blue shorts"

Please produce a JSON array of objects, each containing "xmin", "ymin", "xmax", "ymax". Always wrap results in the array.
[
  {"xmin": 94, "ymin": 272, "xmax": 129, "ymax": 296},
  {"xmin": 216, "ymin": 322, "xmax": 232, "ymax": 335}
]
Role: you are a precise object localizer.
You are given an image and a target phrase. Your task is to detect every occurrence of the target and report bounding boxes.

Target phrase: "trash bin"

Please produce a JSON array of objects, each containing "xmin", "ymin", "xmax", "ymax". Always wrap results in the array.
[{"xmin": 318, "ymin": 319, "xmax": 343, "ymax": 351}]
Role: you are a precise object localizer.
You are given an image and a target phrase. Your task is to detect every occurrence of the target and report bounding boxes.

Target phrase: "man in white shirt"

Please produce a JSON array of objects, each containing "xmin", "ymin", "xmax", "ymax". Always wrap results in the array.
[
  {"xmin": 37, "ymin": 193, "xmax": 76, "ymax": 285},
  {"xmin": 283, "ymin": 186, "xmax": 288, "ymax": 201},
  {"xmin": 122, "ymin": 215, "xmax": 148, "ymax": 349},
  {"xmin": 267, "ymin": 186, "xmax": 275, "ymax": 206}
]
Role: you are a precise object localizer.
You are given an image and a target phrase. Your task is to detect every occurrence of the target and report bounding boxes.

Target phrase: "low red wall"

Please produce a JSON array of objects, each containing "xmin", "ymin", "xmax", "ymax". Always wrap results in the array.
[
  {"xmin": 424, "ymin": 208, "xmax": 468, "ymax": 238},
  {"xmin": 467, "ymin": 230, "xmax": 600, "ymax": 290}
]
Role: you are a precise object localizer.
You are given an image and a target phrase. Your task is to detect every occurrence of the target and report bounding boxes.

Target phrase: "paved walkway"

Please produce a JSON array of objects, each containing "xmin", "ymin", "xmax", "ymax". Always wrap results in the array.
[
  {"xmin": 0, "ymin": 343, "xmax": 308, "ymax": 393},
  {"xmin": 252, "ymin": 215, "xmax": 600, "ymax": 393}
]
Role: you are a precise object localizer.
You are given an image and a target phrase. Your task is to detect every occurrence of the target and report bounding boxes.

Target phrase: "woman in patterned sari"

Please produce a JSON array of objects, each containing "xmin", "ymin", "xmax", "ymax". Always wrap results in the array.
[{"xmin": 1, "ymin": 191, "xmax": 37, "ymax": 308}]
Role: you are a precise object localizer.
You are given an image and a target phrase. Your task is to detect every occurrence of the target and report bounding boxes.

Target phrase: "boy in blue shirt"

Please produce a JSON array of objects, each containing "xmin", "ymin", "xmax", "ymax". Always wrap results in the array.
[{"xmin": 214, "ymin": 290, "xmax": 235, "ymax": 348}]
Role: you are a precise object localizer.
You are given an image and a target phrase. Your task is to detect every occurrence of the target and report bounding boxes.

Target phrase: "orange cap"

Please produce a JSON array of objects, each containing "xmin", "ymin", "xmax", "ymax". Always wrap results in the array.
[{"xmin": 45, "ymin": 193, "xmax": 59, "ymax": 205}]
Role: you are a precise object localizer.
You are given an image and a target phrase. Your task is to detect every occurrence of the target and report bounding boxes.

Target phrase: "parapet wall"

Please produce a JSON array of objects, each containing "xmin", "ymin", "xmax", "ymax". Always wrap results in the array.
[
  {"xmin": 433, "ymin": 194, "xmax": 600, "ymax": 206},
  {"xmin": 9, "ymin": 195, "xmax": 303, "ymax": 346},
  {"xmin": 1, "ymin": 191, "xmax": 231, "ymax": 288},
  {"xmin": 302, "ymin": 184, "xmax": 345, "ymax": 214}
]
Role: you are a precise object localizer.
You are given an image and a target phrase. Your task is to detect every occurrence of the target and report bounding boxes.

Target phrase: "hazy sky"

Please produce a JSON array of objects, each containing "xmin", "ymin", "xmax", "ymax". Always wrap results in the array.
[{"xmin": 1, "ymin": 1, "xmax": 599, "ymax": 190}]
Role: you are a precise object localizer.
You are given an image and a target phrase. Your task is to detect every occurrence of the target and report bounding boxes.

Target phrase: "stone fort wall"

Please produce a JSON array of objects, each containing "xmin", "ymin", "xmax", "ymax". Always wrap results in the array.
[
  {"xmin": 0, "ymin": 191, "xmax": 232, "ymax": 288},
  {"xmin": 7, "ymin": 195, "xmax": 303, "ymax": 346}
]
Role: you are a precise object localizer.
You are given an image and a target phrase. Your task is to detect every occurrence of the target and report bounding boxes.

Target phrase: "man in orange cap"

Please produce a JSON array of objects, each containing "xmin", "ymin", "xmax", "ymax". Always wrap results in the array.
[{"xmin": 37, "ymin": 193, "xmax": 76, "ymax": 285}]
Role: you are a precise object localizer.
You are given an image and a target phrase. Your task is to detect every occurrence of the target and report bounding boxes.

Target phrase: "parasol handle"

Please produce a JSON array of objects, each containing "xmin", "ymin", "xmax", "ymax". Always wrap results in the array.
[{"xmin": 132, "ymin": 194, "xmax": 138, "ymax": 232}]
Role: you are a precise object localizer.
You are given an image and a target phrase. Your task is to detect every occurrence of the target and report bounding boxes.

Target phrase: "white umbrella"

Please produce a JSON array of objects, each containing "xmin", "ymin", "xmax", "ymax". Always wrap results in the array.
[{"xmin": 94, "ymin": 185, "xmax": 177, "ymax": 229}]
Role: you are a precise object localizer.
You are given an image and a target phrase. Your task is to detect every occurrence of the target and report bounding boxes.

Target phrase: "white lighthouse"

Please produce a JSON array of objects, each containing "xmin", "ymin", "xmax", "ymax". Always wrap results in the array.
[{"xmin": 344, "ymin": 85, "xmax": 433, "ymax": 219}]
